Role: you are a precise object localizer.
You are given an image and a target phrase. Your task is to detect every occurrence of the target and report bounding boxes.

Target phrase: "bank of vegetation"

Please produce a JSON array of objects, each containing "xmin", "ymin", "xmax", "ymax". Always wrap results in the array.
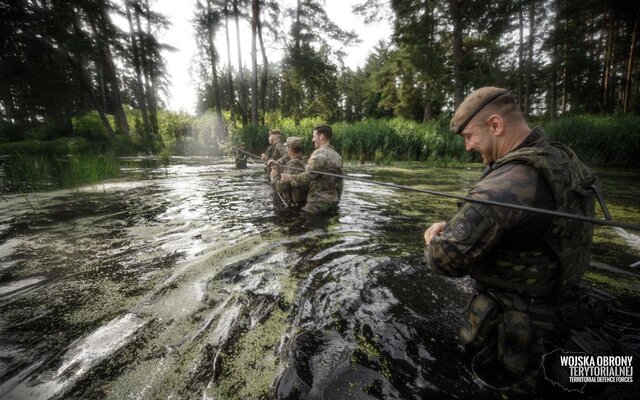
[
  {"xmin": 2, "ymin": 112, "xmax": 639, "ymax": 167},
  {"xmin": 1, "ymin": 0, "xmax": 639, "ymax": 188}
]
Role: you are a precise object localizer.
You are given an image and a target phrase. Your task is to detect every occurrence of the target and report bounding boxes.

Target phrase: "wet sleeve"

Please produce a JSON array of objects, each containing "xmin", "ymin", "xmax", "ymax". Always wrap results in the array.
[
  {"xmin": 288, "ymin": 152, "xmax": 320, "ymax": 187},
  {"xmin": 425, "ymin": 164, "xmax": 539, "ymax": 277},
  {"xmin": 425, "ymin": 202, "xmax": 501, "ymax": 277},
  {"xmin": 272, "ymin": 174, "xmax": 291, "ymax": 193}
]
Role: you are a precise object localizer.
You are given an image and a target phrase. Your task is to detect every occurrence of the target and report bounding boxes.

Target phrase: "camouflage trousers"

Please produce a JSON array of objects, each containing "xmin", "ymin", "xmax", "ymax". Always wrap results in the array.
[
  {"xmin": 302, "ymin": 200, "xmax": 339, "ymax": 214},
  {"xmin": 460, "ymin": 290, "xmax": 562, "ymax": 395}
]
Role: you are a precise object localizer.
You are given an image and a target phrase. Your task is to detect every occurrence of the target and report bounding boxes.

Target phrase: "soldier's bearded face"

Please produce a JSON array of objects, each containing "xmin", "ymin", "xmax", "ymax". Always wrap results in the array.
[{"xmin": 461, "ymin": 122, "xmax": 496, "ymax": 165}]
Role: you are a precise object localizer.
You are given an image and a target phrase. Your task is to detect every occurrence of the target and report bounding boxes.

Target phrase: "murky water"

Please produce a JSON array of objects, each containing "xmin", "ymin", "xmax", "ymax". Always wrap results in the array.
[{"xmin": 0, "ymin": 159, "xmax": 639, "ymax": 399}]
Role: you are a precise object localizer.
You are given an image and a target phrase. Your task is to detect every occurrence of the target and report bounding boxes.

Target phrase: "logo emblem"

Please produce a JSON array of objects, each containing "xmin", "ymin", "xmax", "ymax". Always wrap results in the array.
[{"xmin": 453, "ymin": 220, "xmax": 471, "ymax": 240}]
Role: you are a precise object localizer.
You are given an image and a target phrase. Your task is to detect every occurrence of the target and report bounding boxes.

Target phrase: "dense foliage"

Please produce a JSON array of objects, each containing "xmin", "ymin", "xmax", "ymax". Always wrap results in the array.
[
  {"xmin": 230, "ymin": 114, "xmax": 640, "ymax": 166},
  {"xmin": 1, "ymin": 1, "xmax": 638, "ymax": 167}
]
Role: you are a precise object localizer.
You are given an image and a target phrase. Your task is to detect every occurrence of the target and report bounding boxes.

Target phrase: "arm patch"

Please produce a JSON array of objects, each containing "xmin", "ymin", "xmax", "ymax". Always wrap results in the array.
[{"xmin": 445, "ymin": 202, "xmax": 496, "ymax": 251}]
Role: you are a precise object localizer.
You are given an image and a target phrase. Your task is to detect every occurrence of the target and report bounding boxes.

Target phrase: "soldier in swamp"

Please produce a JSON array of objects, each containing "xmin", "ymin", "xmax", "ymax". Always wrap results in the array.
[
  {"xmin": 280, "ymin": 124, "xmax": 343, "ymax": 214},
  {"xmin": 269, "ymin": 136, "xmax": 308, "ymax": 208},
  {"xmin": 234, "ymin": 142, "xmax": 248, "ymax": 169},
  {"xmin": 423, "ymin": 87, "xmax": 599, "ymax": 395},
  {"xmin": 261, "ymin": 129, "xmax": 287, "ymax": 165}
]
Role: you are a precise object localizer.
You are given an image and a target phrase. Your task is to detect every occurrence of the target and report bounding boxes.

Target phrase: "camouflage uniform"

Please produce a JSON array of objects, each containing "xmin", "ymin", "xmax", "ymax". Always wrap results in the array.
[
  {"xmin": 288, "ymin": 144, "xmax": 343, "ymax": 214},
  {"xmin": 426, "ymin": 127, "xmax": 596, "ymax": 393},
  {"xmin": 264, "ymin": 141, "xmax": 286, "ymax": 162},
  {"xmin": 234, "ymin": 150, "xmax": 247, "ymax": 169},
  {"xmin": 271, "ymin": 157, "xmax": 308, "ymax": 207}
]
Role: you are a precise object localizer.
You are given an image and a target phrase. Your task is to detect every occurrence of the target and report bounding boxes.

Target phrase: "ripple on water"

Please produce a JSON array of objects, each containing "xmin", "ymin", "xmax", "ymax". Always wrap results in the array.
[
  {"xmin": 0, "ymin": 313, "xmax": 145, "ymax": 400},
  {"xmin": 1, "ymin": 160, "xmax": 638, "ymax": 399},
  {"xmin": 0, "ymin": 276, "xmax": 46, "ymax": 298}
]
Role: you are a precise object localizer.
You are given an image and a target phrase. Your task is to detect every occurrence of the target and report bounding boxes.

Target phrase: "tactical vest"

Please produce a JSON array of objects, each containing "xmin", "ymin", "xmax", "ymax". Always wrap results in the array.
[
  {"xmin": 471, "ymin": 140, "xmax": 596, "ymax": 298},
  {"xmin": 462, "ymin": 140, "xmax": 597, "ymax": 391}
]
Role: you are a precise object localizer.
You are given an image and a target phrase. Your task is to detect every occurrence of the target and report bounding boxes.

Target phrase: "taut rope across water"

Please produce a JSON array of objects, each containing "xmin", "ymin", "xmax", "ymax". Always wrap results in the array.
[{"xmin": 234, "ymin": 147, "xmax": 640, "ymax": 232}]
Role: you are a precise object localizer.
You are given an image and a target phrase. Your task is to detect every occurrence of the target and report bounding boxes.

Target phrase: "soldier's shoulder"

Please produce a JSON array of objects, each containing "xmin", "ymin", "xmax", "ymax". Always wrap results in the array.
[
  {"xmin": 288, "ymin": 158, "xmax": 305, "ymax": 167},
  {"xmin": 473, "ymin": 163, "xmax": 539, "ymax": 200}
]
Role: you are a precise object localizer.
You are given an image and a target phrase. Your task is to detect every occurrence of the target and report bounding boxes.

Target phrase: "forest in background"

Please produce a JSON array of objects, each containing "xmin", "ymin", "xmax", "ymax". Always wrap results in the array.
[{"xmin": 1, "ymin": 0, "xmax": 639, "ymax": 164}]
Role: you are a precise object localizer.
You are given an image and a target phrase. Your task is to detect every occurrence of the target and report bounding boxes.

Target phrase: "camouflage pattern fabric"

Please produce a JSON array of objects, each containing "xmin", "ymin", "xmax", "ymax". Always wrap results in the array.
[
  {"xmin": 288, "ymin": 144, "xmax": 343, "ymax": 214},
  {"xmin": 264, "ymin": 141, "xmax": 286, "ymax": 162},
  {"xmin": 234, "ymin": 151, "xmax": 247, "ymax": 169},
  {"xmin": 271, "ymin": 157, "xmax": 308, "ymax": 206},
  {"xmin": 425, "ymin": 127, "xmax": 596, "ymax": 393}
]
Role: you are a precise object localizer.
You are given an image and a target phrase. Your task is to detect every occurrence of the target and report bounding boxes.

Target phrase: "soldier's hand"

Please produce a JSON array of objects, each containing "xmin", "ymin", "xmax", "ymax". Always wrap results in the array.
[
  {"xmin": 261, "ymin": 153, "xmax": 267, "ymax": 161},
  {"xmin": 280, "ymin": 173, "xmax": 290, "ymax": 183},
  {"xmin": 424, "ymin": 222, "xmax": 446, "ymax": 245},
  {"xmin": 270, "ymin": 167, "xmax": 279, "ymax": 178}
]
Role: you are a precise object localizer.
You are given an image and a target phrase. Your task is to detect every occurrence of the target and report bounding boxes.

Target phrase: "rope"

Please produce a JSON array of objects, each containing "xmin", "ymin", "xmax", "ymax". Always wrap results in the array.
[{"xmin": 235, "ymin": 148, "xmax": 640, "ymax": 231}]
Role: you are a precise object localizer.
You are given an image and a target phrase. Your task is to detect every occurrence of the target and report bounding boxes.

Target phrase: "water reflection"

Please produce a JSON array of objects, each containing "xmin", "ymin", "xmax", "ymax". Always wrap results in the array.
[{"xmin": 0, "ymin": 159, "xmax": 637, "ymax": 399}]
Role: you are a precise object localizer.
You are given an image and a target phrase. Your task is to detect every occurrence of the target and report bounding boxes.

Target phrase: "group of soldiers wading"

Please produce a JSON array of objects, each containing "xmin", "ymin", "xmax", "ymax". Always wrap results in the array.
[
  {"xmin": 233, "ymin": 88, "xmax": 617, "ymax": 397},
  {"xmin": 235, "ymin": 124, "xmax": 344, "ymax": 214}
]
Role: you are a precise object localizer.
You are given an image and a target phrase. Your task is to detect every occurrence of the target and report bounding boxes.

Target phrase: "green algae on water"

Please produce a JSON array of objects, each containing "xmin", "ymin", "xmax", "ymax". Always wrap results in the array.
[{"xmin": 209, "ymin": 308, "xmax": 289, "ymax": 400}]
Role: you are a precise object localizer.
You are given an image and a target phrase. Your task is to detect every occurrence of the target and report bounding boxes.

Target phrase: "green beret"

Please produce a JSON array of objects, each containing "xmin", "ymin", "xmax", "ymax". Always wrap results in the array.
[{"xmin": 450, "ymin": 87, "xmax": 509, "ymax": 134}]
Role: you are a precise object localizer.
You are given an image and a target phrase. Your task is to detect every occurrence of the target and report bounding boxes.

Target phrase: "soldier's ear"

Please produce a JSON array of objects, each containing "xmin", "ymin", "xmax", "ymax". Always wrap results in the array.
[{"xmin": 487, "ymin": 114, "xmax": 504, "ymax": 136}]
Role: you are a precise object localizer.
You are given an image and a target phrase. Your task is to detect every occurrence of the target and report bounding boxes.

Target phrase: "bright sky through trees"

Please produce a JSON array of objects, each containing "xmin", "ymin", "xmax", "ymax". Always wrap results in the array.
[{"xmin": 154, "ymin": 0, "xmax": 392, "ymax": 114}]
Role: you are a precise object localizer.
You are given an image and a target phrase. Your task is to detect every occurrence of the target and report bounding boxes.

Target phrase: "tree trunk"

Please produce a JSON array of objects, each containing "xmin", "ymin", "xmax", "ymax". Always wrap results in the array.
[
  {"xmin": 68, "ymin": 10, "xmax": 115, "ymax": 138},
  {"xmin": 257, "ymin": 11, "xmax": 268, "ymax": 125},
  {"xmin": 292, "ymin": 0, "xmax": 303, "ymax": 124},
  {"xmin": 561, "ymin": 14, "xmax": 568, "ymax": 114},
  {"xmin": 92, "ymin": 9, "xmax": 130, "ymax": 137},
  {"xmin": 125, "ymin": 0, "xmax": 151, "ymax": 136},
  {"xmin": 206, "ymin": 0, "xmax": 225, "ymax": 141},
  {"xmin": 624, "ymin": 9, "xmax": 639, "ymax": 112},
  {"xmin": 518, "ymin": 1, "xmax": 524, "ymax": 108},
  {"xmin": 524, "ymin": 0, "xmax": 535, "ymax": 116},
  {"xmin": 602, "ymin": 4, "xmax": 615, "ymax": 111},
  {"xmin": 234, "ymin": 0, "xmax": 248, "ymax": 125},
  {"xmin": 449, "ymin": 0, "xmax": 464, "ymax": 108},
  {"xmin": 250, "ymin": 0, "xmax": 259, "ymax": 125},
  {"xmin": 68, "ymin": 53, "xmax": 115, "ymax": 137},
  {"xmin": 422, "ymin": 96, "xmax": 432, "ymax": 122},
  {"xmin": 224, "ymin": 0, "xmax": 235, "ymax": 121},
  {"xmin": 141, "ymin": 0, "xmax": 158, "ymax": 135}
]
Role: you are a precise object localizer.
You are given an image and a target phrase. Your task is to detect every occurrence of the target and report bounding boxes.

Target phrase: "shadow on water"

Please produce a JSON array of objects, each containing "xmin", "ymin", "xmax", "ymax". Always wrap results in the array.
[{"xmin": 0, "ymin": 159, "xmax": 638, "ymax": 399}]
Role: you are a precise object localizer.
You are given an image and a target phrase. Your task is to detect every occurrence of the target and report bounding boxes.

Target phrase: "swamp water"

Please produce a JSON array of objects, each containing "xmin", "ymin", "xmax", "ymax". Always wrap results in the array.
[{"xmin": 0, "ymin": 158, "xmax": 639, "ymax": 399}]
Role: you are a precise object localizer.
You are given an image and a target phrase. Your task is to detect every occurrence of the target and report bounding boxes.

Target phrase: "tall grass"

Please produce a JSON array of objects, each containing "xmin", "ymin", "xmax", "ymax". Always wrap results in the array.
[
  {"xmin": 3, "ymin": 111, "xmax": 638, "ymax": 166},
  {"xmin": 229, "ymin": 117, "xmax": 472, "ymax": 163},
  {"xmin": 540, "ymin": 115, "xmax": 640, "ymax": 166},
  {"xmin": 1, "ymin": 154, "xmax": 120, "ymax": 193},
  {"xmin": 229, "ymin": 114, "xmax": 640, "ymax": 166}
]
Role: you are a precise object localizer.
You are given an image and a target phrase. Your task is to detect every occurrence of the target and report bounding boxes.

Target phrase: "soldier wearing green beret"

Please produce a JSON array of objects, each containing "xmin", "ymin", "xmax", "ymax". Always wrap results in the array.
[
  {"xmin": 270, "ymin": 136, "xmax": 308, "ymax": 207},
  {"xmin": 280, "ymin": 125, "xmax": 343, "ymax": 214},
  {"xmin": 424, "ymin": 87, "xmax": 597, "ymax": 394}
]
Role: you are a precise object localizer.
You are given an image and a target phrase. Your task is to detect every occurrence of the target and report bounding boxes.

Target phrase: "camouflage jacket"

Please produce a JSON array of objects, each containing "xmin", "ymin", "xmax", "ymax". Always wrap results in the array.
[
  {"xmin": 234, "ymin": 151, "xmax": 247, "ymax": 168},
  {"xmin": 425, "ymin": 127, "xmax": 595, "ymax": 298},
  {"xmin": 288, "ymin": 144, "xmax": 343, "ymax": 213},
  {"xmin": 425, "ymin": 127, "xmax": 596, "ymax": 384},
  {"xmin": 264, "ymin": 142, "xmax": 286, "ymax": 162},
  {"xmin": 271, "ymin": 157, "xmax": 308, "ymax": 206}
]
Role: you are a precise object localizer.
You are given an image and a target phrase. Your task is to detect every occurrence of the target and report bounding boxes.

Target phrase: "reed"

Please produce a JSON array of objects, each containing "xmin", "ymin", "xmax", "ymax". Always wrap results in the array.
[
  {"xmin": 540, "ymin": 115, "xmax": 640, "ymax": 166},
  {"xmin": 1, "ymin": 153, "xmax": 120, "ymax": 193}
]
